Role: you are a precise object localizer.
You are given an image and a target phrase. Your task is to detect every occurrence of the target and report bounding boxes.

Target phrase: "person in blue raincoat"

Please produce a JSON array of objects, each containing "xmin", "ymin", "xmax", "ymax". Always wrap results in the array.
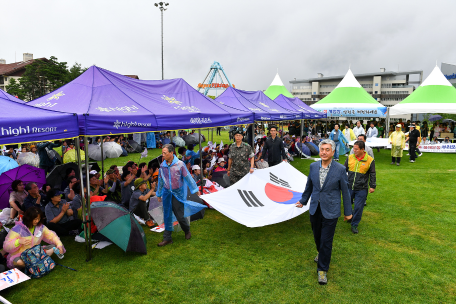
[
  {"xmin": 329, "ymin": 124, "xmax": 349, "ymax": 161},
  {"xmin": 156, "ymin": 144, "xmax": 205, "ymax": 247}
]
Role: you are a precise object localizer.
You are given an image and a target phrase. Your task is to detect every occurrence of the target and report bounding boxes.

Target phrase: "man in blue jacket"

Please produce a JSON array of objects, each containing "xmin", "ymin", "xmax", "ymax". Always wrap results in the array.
[{"xmin": 296, "ymin": 139, "xmax": 352, "ymax": 285}]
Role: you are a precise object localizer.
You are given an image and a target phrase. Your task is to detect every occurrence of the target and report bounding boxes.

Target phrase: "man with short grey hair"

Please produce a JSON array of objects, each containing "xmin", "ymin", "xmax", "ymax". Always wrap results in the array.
[
  {"xmin": 353, "ymin": 121, "xmax": 365, "ymax": 138},
  {"xmin": 296, "ymin": 139, "xmax": 352, "ymax": 285}
]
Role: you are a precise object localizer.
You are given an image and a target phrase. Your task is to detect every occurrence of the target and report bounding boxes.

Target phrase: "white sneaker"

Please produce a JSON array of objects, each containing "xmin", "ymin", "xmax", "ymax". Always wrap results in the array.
[
  {"xmin": 419, "ymin": 153, "xmax": 423, "ymax": 157},
  {"xmin": 4, "ymin": 218, "xmax": 15, "ymax": 226},
  {"xmin": 406, "ymin": 153, "xmax": 410, "ymax": 156},
  {"xmin": 410, "ymin": 160, "xmax": 415, "ymax": 163}
]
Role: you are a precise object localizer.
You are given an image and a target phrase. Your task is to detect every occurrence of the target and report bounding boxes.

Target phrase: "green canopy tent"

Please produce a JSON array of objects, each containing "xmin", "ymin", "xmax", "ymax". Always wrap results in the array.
[
  {"xmin": 310, "ymin": 69, "xmax": 387, "ymax": 118},
  {"xmin": 390, "ymin": 65, "xmax": 456, "ymax": 115},
  {"xmin": 264, "ymin": 73, "xmax": 294, "ymax": 99}
]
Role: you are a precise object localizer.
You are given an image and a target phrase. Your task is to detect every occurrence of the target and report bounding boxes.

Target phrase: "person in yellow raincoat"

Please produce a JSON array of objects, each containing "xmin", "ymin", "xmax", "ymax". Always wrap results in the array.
[
  {"xmin": 343, "ymin": 124, "xmax": 357, "ymax": 141},
  {"xmin": 389, "ymin": 124, "xmax": 406, "ymax": 166}
]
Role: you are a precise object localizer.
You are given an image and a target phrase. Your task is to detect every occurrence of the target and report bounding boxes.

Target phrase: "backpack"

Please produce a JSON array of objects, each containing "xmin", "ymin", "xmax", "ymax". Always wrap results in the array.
[{"xmin": 20, "ymin": 245, "xmax": 56, "ymax": 278}]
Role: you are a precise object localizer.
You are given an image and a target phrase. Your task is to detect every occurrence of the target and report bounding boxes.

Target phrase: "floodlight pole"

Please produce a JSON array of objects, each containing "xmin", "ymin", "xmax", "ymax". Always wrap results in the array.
[{"xmin": 155, "ymin": 2, "xmax": 169, "ymax": 80}]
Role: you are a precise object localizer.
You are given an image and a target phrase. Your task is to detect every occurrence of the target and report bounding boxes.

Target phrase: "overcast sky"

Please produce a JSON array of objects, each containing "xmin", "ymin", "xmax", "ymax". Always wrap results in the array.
[{"xmin": 1, "ymin": 0, "xmax": 455, "ymax": 92}]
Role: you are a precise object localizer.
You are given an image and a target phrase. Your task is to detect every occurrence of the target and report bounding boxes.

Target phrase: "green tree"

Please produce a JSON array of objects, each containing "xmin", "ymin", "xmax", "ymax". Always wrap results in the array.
[
  {"xmin": 5, "ymin": 56, "xmax": 86, "ymax": 101},
  {"xmin": 5, "ymin": 78, "xmax": 25, "ymax": 100}
]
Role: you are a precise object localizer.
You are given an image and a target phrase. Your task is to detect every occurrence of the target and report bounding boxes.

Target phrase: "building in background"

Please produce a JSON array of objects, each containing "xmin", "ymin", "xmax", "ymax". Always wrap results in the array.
[
  {"xmin": 441, "ymin": 62, "xmax": 456, "ymax": 88},
  {"xmin": 290, "ymin": 68, "xmax": 423, "ymax": 120},
  {"xmin": 0, "ymin": 53, "xmax": 46, "ymax": 92}
]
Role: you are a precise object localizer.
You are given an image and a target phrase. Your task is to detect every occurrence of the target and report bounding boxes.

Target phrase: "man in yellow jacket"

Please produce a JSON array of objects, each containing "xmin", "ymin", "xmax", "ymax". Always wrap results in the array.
[{"xmin": 389, "ymin": 124, "xmax": 406, "ymax": 166}]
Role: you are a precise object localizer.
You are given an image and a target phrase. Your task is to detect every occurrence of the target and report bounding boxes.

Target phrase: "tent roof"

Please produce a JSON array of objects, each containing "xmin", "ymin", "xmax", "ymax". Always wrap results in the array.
[
  {"xmin": 264, "ymin": 73, "xmax": 294, "ymax": 99},
  {"xmin": 390, "ymin": 66, "xmax": 456, "ymax": 115},
  {"xmin": 235, "ymin": 89, "xmax": 301, "ymax": 120},
  {"xmin": 0, "ymin": 89, "xmax": 79, "ymax": 145},
  {"xmin": 27, "ymin": 66, "xmax": 251, "ymax": 135},
  {"xmin": 274, "ymin": 94, "xmax": 326, "ymax": 119},
  {"xmin": 313, "ymin": 69, "xmax": 381, "ymax": 105}
]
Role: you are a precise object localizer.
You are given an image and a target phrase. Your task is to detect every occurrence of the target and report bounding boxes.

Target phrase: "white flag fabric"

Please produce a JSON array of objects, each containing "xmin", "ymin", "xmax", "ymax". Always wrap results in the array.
[{"xmin": 201, "ymin": 162, "xmax": 309, "ymax": 227}]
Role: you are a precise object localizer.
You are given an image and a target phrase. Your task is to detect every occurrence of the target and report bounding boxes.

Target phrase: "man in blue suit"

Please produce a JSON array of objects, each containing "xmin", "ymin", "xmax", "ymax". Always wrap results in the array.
[{"xmin": 296, "ymin": 139, "xmax": 352, "ymax": 285}]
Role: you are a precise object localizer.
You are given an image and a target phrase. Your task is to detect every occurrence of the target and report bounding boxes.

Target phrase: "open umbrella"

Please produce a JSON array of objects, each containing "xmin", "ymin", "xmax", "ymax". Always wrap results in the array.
[
  {"xmin": 63, "ymin": 149, "xmax": 85, "ymax": 164},
  {"xmin": 0, "ymin": 165, "xmax": 46, "ymax": 209},
  {"xmin": 0, "ymin": 156, "xmax": 19, "ymax": 176},
  {"xmin": 127, "ymin": 140, "xmax": 142, "ymax": 153},
  {"xmin": 103, "ymin": 142, "xmax": 123, "ymax": 158},
  {"xmin": 429, "ymin": 115, "xmax": 442, "ymax": 121},
  {"xmin": 211, "ymin": 171, "xmax": 230, "ymax": 188},
  {"xmin": 90, "ymin": 201, "xmax": 147, "ymax": 254},
  {"xmin": 46, "ymin": 163, "xmax": 79, "ymax": 190},
  {"xmin": 172, "ymin": 136, "xmax": 186, "ymax": 147},
  {"xmin": 183, "ymin": 135, "xmax": 198, "ymax": 146},
  {"xmin": 442, "ymin": 119, "xmax": 454, "ymax": 124},
  {"xmin": 17, "ymin": 152, "xmax": 40, "ymax": 167},
  {"xmin": 87, "ymin": 144, "xmax": 107, "ymax": 161}
]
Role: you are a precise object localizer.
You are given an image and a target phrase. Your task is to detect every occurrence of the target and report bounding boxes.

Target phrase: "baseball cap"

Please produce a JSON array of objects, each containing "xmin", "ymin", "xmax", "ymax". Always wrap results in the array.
[{"xmin": 192, "ymin": 165, "xmax": 201, "ymax": 170}]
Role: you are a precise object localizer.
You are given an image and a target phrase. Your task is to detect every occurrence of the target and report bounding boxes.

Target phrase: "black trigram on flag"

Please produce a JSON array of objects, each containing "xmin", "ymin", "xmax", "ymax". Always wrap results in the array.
[
  {"xmin": 237, "ymin": 190, "xmax": 264, "ymax": 207},
  {"xmin": 270, "ymin": 173, "xmax": 290, "ymax": 188}
]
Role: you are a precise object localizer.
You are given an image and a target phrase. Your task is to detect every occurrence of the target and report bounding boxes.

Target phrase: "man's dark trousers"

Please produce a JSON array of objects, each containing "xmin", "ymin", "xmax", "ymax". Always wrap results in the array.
[
  {"xmin": 268, "ymin": 161, "xmax": 281, "ymax": 167},
  {"xmin": 47, "ymin": 219, "xmax": 82, "ymax": 237},
  {"xmin": 163, "ymin": 195, "xmax": 190, "ymax": 241},
  {"xmin": 309, "ymin": 204, "xmax": 338, "ymax": 272},
  {"xmin": 409, "ymin": 143, "xmax": 417, "ymax": 161},
  {"xmin": 350, "ymin": 189, "xmax": 368, "ymax": 227}
]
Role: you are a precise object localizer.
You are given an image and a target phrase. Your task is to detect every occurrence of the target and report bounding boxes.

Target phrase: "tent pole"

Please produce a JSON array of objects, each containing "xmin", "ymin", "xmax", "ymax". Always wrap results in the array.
[
  {"xmin": 100, "ymin": 136, "xmax": 104, "ymax": 187},
  {"xmin": 199, "ymin": 129, "xmax": 203, "ymax": 189},
  {"xmin": 207, "ymin": 128, "xmax": 210, "ymax": 141},
  {"xmin": 300, "ymin": 119, "xmax": 303, "ymax": 138},
  {"xmin": 84, "ymin": 137, "xmax": 93, "ymax": 261},
  {"xmin": 386, "ymin": 107, "xmax": 391, "ymax": 136},
  {"xmin": 251, "ymin": 123, "xmax": 255, "ymax": 148},
  {"xmin": 75, "ymin": 136, "xmax": 89, "ymax": 260},
  {"xmin": 211, "ymin": 128, "xmax": 214, "ymax": 142}
]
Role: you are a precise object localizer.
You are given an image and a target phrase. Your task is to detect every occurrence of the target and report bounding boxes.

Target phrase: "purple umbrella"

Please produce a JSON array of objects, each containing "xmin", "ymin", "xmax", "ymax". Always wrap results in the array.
[
  {"xmin": 429, "ymin": 115, "xmax": 442, "ymax": 121},
  {"xmin": 0, "ymin": 164, "xmax": 46, "ymax": 209}
]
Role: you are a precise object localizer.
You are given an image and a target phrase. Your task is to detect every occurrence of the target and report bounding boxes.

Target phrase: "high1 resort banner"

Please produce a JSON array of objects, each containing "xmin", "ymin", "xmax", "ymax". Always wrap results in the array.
[{"xmin": 201, "ymin": 162, "xmax": 309, "ymax": 227}]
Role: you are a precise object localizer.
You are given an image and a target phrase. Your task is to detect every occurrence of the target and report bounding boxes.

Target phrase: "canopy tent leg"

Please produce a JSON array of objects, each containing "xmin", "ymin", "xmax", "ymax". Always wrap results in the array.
[
  {"xmin": 207, "ymin": 128, "xmax": 210, "ymax": 141},
  {"xmin": 211, "ymin": 128, "xmax": 214, "ymax": 142},
  {"xmin": 386, "ymin": 107, "xmax": 391, "ymax": 136},
  {"xmin": 199, "ymin": 129, "xmax": 204, "ymax": 188},
  {"xmin": 251, "ymin": 123, "xmax": 255, "ymax": 148},
  {"xmin": 75, "ymin": 137, "xmax": 90, "ymax": 262},
  {"xmin": 300, "ymin": 119, "xmax": 303, "ymax": 138},
  {"xmin": 100, "ymin": 136, "xmax": 104, "ymax": 187},
  {"xmin": 84, "ymin": 137, "xmax": 93, "ymax": 262}
]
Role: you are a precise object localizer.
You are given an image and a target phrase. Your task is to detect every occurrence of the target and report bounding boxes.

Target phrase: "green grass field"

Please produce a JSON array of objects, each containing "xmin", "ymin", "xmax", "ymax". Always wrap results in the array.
[{"xmin": 3, "ymin": 130, "xmax": 456, "ymax": 304}]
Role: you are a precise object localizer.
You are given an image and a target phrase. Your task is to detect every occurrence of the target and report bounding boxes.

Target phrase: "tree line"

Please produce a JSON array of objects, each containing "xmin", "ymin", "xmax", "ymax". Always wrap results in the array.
[{"xmin": 6, "ymin": 56, "xmax": 87, "ymax": 101}]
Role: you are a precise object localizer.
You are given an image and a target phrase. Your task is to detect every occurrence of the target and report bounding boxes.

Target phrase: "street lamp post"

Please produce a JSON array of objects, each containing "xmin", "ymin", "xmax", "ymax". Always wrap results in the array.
[{"xmin": 154, "ymin": 2, "xmax": 169, "ymax": 80}]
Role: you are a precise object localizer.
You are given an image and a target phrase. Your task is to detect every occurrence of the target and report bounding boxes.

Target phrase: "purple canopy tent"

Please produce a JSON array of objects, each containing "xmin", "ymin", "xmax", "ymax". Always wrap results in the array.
[
  {"xmin": 235, "ymin": 89, "xmax": 301, "ymax": 121},
  {"xmin": 27, "ymin": 66, "xmax": 254, "ymax": 135},
  {"xmin": 215, "ymin": 87, "xmax": 300, "ymax": 121},
  {"xmin": 288, "ymin": 96, "xmax": 326, "ymax": 119},
  {"xmin": 274, "ymin": 94, "xmax": 326, "ymax": 119},
  {"xmin": 0, "ymin": 88, "xmax": 79, "ymax": 145}
]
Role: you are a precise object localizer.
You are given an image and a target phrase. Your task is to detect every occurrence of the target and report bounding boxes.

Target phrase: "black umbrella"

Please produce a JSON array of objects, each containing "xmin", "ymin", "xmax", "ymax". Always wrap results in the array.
[
  {"xmin": 128, "ymin": 140, "xmax": 142, "ymax": 153},
  {"xmin": 46, "ymin": 163, "xmax": 79, "ymax": 189},
  {"xmin": 442, "ymin": 119, "xmax": 454, "ymax": 124},
  {"xmin": 183, "ymin": 135, "xmax": 198, "ymax": 146},
  {"xmin": 211, "ymin": 171, "xmax": 230, "ymax": 188}
]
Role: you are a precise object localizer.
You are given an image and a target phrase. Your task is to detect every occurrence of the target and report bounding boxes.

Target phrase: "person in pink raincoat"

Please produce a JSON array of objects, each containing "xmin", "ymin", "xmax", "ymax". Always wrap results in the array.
[{"xmin": 3, "ymin": 207, "xmax": 65, "ymax": 269}]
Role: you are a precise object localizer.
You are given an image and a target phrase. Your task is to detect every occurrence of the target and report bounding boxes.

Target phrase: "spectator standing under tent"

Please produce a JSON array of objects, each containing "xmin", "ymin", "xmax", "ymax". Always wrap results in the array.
[
  {"xmin": 37, "ymin": 141, "xmax": 61, "ymax": 174},
  {"xmin": 353, "ymin": 121, "xmax": 365, "ymax": 138},
  {"xmin": 260, "ymin": 125, "xmax": 287, "ymax": 167}
]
